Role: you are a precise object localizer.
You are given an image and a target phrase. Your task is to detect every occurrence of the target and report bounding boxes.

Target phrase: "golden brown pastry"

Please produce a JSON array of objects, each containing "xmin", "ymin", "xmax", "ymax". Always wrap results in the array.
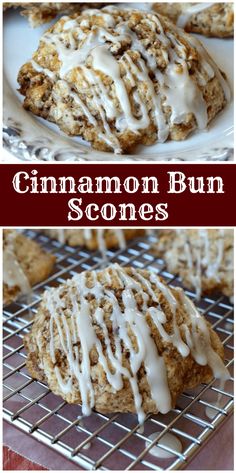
[
  {"xmin": 153, "ymin": 229, "xmax": 233, "ymax": 299},
  {"xmin": 17, "ymin": 7, "xmax": 230, "ymax": 154},
  {"xmin": 153, "ymin": 3, "xmax": 234, "ymax": 38},
  {"xmin": 24, "ymin": 263, "xmax": 229, "ymax": 422}
]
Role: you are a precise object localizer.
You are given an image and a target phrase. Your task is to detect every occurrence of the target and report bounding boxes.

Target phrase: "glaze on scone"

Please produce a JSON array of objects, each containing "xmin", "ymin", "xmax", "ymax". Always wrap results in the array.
[
  {"xmin": 153, "ymin": 229, "xmax": 233, "ymax": 299},
  {"xmin": 3, "ymin": 230, "xmax": 56, "ymax": 305},
  {"xmin": 24, "ymin": 264, "xmax": 229, "ymax": 422},
  {"xmin": 17, "ymin": 7, "xmax": 230, "ymax": 154},
  {"xmin": 44, "ymin": 229, "xmax": 145, "ymax": 251},
  {"xmin": 153, "ymin": 3, "xmax": 234, "ymax": 38},
  {"xmin": 3, "ymin": 3, "xmax": 101, "ymax": 27}
]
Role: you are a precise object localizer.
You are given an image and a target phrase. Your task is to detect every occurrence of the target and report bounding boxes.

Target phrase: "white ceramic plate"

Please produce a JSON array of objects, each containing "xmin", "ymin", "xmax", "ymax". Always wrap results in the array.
[{"xmin": 3, "ymin": 5, "xmax": 234, "ymax": 162}]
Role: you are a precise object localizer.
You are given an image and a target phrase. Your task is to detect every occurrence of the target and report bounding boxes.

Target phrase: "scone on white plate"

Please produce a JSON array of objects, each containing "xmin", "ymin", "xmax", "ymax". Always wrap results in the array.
[
  {"xmin": 153, "ymin": 3, "xmax": 234, "ymax": 38},
  {"xmin": 17, "ymin": 7, "xmax": 230, "ymax": 154},
  {"xmin": 153, "ymin": 229, "xmax": 233, "ymax": 299},
  {"xmin": 3, "ymin": 230, "xmax": 55, "ymax": 305}
]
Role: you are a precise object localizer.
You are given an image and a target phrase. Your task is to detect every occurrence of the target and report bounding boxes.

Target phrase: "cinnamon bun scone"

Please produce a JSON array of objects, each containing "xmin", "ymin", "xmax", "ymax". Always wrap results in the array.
[
  {"xmin": 44, "ymin": 229, "xmax": 145, "ymax": 251},
  {"xmin": 17, "ymin": 7, "xmax": 230, "ymax": 154},
  {"xmin": 152, "ymin": 229, "xmax": 233, "ymax": 299},
  {"xmin": 3, "ymin": 230, "xmax": 55, "ymax": 305},
  {"xmin": 153, "ymin": 3, "xmax": 234, "ymax": 38},
  {"xmin": 24, "ymin": 264, "xmax": 229, "ymax": 422}
]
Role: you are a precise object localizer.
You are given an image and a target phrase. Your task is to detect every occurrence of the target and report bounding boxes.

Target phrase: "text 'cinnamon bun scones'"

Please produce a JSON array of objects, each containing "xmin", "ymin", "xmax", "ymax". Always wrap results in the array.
[
  {"xmin": 24, "ymin": 264, "xmax": 229, "ymax": 423},
  {"xmin": 17, "ymin": 7, "xmax": 230, "ymax": 154}
]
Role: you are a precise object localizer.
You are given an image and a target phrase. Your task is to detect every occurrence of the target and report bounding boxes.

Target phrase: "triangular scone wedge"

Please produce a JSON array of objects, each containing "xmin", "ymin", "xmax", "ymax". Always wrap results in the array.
[
  {"xmin": 3, "ymin": 230, "xmax": 56, "ymax": 305},
  {"xmin": 24, "ymin": 264, "xmax": 228, "ymax": 423}
]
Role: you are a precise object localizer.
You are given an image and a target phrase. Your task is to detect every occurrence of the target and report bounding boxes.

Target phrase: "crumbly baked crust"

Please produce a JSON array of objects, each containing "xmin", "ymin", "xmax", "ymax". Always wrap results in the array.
[
  {"xmin": 3, "ymin": 230, "xmax": 56, "ymax": 305},
  {"xmin": 153, "ymin": 229, "xmax": 233, "ymax": 298},
  {"xmin": 17, "ymin": 7, "xmax": 230, "ymax": 154},
  {"xmin": 44, "ymin": 229, "xmax": 145, "ymax": 249},
  {"xmin": 24, "ymin": 265, "xmax": 227, "ymax": 418},
  {"xmin": 3, "ymin": 3, "xmax": 101, "ymax": 27},
  {"xmin": 153, "ymin": 3, "xmax": 234, "ymax": 38}
]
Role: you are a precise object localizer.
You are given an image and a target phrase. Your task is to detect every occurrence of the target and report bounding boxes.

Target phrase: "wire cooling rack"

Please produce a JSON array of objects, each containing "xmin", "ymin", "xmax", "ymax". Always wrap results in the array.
[{"xmin": 3, "ymin": 230, "xmax": 234, "ymax": 470}]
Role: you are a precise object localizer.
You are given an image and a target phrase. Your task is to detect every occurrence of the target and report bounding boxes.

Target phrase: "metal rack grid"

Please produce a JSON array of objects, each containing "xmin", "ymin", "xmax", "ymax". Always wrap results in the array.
[{"xmin": 3, "ymin": 230, "xmax": 234, "ymax": 470}]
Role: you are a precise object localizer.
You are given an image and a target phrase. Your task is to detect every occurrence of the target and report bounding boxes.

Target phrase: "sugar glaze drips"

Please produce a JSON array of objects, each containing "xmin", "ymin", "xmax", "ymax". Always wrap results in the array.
[
  {"xmin": 30, "ymin": 7, "xmax": 230, "ymax": 153},
  {"xmin": 177, "ymin": 3, "xmax": 213, "ymax": 28},
  {"xmin": 52, "ymin": 229, "xmax": 126, "ymax": 257},
  {"xmin": 146, "ymin": 431, "xmax": 182, "ymax": 459},
  {"xmin": 175, "ymin": 229, "xmax": 228, "ymax": 299},
  {"xmin": 3, "ymin": 231, "xmax": 31, "ymax": 297},
  {"xmin": 43, "ymin": 263, "xmax": 229, "ymax": 423},
  {"xmin": 205, "ymin": 379, "xmax": 227, "ymax": 419}
]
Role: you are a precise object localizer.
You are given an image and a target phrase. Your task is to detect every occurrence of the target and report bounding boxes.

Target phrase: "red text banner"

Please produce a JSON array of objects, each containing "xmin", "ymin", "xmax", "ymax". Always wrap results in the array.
[{"xmin": 0, "ymin": 164, "xmax": 235, "ymax": 227}]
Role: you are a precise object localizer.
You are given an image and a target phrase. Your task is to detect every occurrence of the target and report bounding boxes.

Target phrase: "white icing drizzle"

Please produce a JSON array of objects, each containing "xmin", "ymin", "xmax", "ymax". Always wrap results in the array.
[
  {"xmin": 83, "ymin": 229, "xmax": 93, "ymax": 241},
  {"xmin": 3, "ymin": 231, "xmax": 31, "ymax": 297},
  {"xmin": 146, "ymin": 431, "xmax": 182, "ymax": 459},
  {"xmin": 184, "ymin": 33, "xmax": 230, "ymax": 102},
  {"xmin": 52, "ymin": 229, "xmax": 127, "ymax": 256},
  {"xmin": 43, "ymin": 263, "xmax": 229, "ymax": 423},
  {"xmin": 76, "ymin": 416, "xmax": 91, "ymax": 448},
  {"xmin": 29, "ymin": 7, "xmax": 230, "ymax": 153},
  {"xmin": 137, "ymin": 425, "xmax": 144, "ymax": 434},
  {"xmin": 113, "ymin": 229, "xmax": 126, "ymax": 250},
  {"xmin": 179, "ymin": 290, "xmax": 229, "ymax": 379},
  {"xmin": 83, "ymin": 442, "xmax": 91, "ymax": 450},
  {"xmin": 31, "ymin": 59, "xmax": 56, "ymax": 80},
  {"xmin": 56, "ymin": 229, "xmax": 66, "ymax": 244},
  {"xmin": 162, "ymin": 60, "xmax": 208, "ymax": 130},
  {"xmin": 97, "ymin": 229, "xmax": 108, "ymax": 260},
  {"xmin": 224, "ymin": 321, "xmax": 233, "ymax": 332},
  {"xmin": 177, "ymin": 3, "xmax": 213, "ymax": 29},
  {"xmin": 177, "ymin": 229, "xmax": 226, "ymax": 299},
  {"xmin": 205, "ymin": 379, "xmax": 225, "ymax": 419}
]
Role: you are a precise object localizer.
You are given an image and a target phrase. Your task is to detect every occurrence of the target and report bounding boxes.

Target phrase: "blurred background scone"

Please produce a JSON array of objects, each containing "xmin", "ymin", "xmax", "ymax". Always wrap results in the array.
[
  {"xmin": 44, "ymin": 229, "xmax": 145, "ymax": 250},
  {"xmin": 152, "ymin": 229, "xmax": 233, "ymax": 299},
  {"xmin": 3, "ymin": 3, "xmax": 101, "ymax": 27},
  {"xmin": 153, "ymin": 2, "xmax": 234, "ymax": 38},
  {"xmin": 24, "ymin": 263, "xmax": 228, "ymax": 421},
  {"xmin": 17, "ymin": 7, "xmax": 230, "ymax": 154},
  {"xmin": 3, "ymin": 230, "xmax": 55, "ymax": 305}
]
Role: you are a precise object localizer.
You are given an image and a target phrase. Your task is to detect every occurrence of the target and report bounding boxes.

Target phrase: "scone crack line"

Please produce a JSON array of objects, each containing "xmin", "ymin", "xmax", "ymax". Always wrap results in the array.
[
  {"xmin": 17, "ymin": 7, "xmax": 231, "ymax": 153},
  {"xmin": 25, "ymin": 263, "xmax": 229, "ymax": 423}
]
